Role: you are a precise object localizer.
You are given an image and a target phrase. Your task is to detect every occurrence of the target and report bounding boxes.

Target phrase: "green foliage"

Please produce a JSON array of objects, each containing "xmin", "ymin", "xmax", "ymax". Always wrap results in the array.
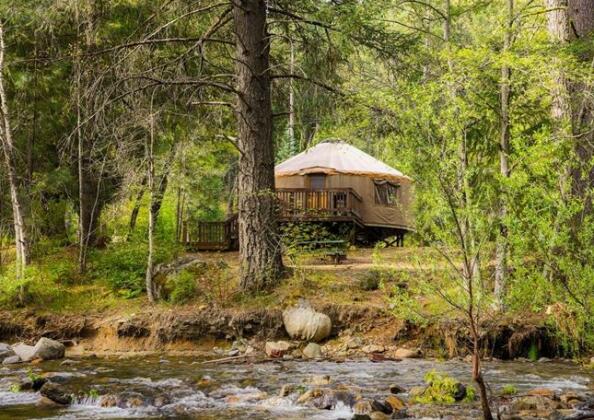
[
  {"xmin": 0, "ymin": 265, "xmax": 62, "ymax": 309},
  {"xmin": 87, "ymin": 388, "xmax": 100, "ymax": 399},
  {"xmin": 9, "ymin": 383, "xmax": 20, "ymax": 393},
  {"xmin": 527, "ymin": 342, "xmax": 539, "ymax": 362},
  {"xmin": 90, "ymin": 241, "xmax": 181, "ymax": 296},
  {"xmin": 26, "ymin": 369, "xmax": 42, "ymax": 383},
  {"xmin": 500, "ymin": 384, "xmax": 518, "ymax": 396},
  {"xmin": 168, "ymin": 269, "xmax": 197, "ymax": 304},
  {"xmin": 412, "ymin": 371, "xmax": 475, "ymax": 404},
  {"xmin": 357, "ymin": 270, "xmax": 381, "ymax": 291}
]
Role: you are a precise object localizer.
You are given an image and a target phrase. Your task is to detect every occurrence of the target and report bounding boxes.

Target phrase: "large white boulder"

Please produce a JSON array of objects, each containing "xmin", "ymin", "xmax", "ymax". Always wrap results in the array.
[
  {"xmin": 282, "ymin": 302, "xmax": 331, "ymax": 342},
  {"xmin": 12, "ymin": 343, "xmax": 36, "ymax": 362},
  {"xmin": 12, "ymin": 338, "xmax": 65, "ymax": 362},
  {"xmin": 33, "ymin": 338, "xmax": 65, "ymax": 360}
]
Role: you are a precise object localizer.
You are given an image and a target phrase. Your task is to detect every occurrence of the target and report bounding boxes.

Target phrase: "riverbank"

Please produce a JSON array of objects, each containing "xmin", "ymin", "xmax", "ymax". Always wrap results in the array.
[{"xmin": 0, "ymin": 301, "xmax": 579, "ymax": 364}]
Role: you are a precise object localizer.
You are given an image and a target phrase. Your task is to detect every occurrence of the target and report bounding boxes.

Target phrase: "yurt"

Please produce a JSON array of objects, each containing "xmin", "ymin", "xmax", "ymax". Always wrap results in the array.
[{"xmin": 275, "ymin": 139, "xmax": 413, "ymax": 244}]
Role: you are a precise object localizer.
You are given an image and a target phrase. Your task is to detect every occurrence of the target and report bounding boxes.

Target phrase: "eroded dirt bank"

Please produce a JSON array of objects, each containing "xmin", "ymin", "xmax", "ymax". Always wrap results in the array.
[{"xmin": 0, "ymin": 304, "xmax": 564, "ymax": 360}]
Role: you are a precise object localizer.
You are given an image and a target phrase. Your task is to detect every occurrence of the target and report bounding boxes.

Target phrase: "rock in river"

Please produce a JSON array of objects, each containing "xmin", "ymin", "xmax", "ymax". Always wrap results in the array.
[
  {"xmin": 265, "ymin": 341, "xmax": 291, "ymax": 358},
  {"xmin": 33, "ymin": 338, "xmax": 65, "ymax": 360},
  {"xmin": 0, "ymin": 343, "xmax": 14, "ymax": 362},
  {"xmin": 40, "ymin": 382, "xmax": 72, "ymax": 405},
  {"xmin": 2, "ymin": 355, "xmax": 21, "ymax": 365},
  {"xmin": 302, "ymin": 343, "xmax": 323, "ymax": 359},
  {"xmin": 12, "ymin": 343, "xmax": 36, "ymax": 362},
  {"xmin": 282, "ymin": 301, "xmax": 331, "ymax": 342},
  {"xmin": 12, "ymin": 338, "xmax": 65, "ymax": 362},
  {"xmin": 393, "ymin": 347, "xmax": 422, "ymax": 359}
]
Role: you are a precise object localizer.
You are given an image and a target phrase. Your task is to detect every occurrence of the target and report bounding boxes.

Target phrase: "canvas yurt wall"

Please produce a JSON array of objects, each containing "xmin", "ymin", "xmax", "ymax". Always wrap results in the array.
[{"xmin": 275, "ymin": 173, "xmax": 413, "ymax": 229}]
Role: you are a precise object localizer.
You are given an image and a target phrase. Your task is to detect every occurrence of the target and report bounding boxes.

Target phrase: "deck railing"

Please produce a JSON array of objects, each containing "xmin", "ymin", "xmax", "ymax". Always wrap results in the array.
[
  {"xmin": 276, "ymin": 188, "xmax": 363, "ymax": 222},
  {"xmin": 182, "ymin": 189, "xmax": 363, "ymax": 250},
  {"xmin": 181, "ymin": 214, "xmax": 238, "ymax": 251}
]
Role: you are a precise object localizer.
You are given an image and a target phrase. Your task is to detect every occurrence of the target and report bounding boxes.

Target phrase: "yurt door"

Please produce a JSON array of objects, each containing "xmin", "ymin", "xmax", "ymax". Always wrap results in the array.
[{"xmin": 307, "ymin": 174, "xmax": 327, "ymax": 211}]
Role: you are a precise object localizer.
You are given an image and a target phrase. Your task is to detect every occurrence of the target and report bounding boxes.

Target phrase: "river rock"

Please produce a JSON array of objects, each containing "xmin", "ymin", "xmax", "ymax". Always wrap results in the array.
[
  {"xmin": 2, "ymin": 355, "xmax": 21, "ymax": 365},
  {"xmin": 389, "ymin": 384, "xmax": 406, "ymax": 394},
  {"xmin": 282, "ymin": 302, "xmax": 331, "ymax": 342},
  {"xmin": 527, "ymin": 388, "xmax": 556, "ymax": 399},
  {"xmin": 362, "ymin": 344, "xmax": 385, "ymax": 354},
  {"xmin": 371, "ymin": 399, "xmax": 393, "ymax": 414},
  {"xmin": 100, "ymin": 394, "xmax": 118, "ymax": 407},
  {"xmin": 38, "ymin": 396, "xmax": 66, "ymax": 408},
  {"xmin": 393, "ymin": 347, "xmax": 421, "ymax": 359},
  {"xmin": 510, "ymin": 395, "xmax": 562, "ymax": 412},
  {"xmin": 115, "ymin": 391, "xmax": 149, "ymax": 408},
  {"xmin": 40, "ymin": 382, "xmax": 72, "ymax": 405},
  {"xmin": 408, "ymin": 386, "xmax": 425, "ymax": 398},
  {"xmin": 19, "ymin": 376, "xmax": 47, "ymax": 391},
  {"xmin": 354, "ymin": 399, "xmax": 373, "ymax": 415},
  {"xmin": 12, "ymin": 343, "xmax": 36, "ymax": 362},
  {"xmin": 279, "ymin": 384, "xmax": 296, "ymax": 397},
  {"xmin": 0, "ymin": 343, "xmax": 14, "ymax": 361},
  {"xmin": 44, "ymin": 371, "xmax": 85, "ymax": 383},
  {"xmin": 302, "ymin": 343, "xmax": 323, "ymax": 359},
  {"xmin": 305, "ymin": 374, "xmax": 331, "ymax": 386},
  {"xmin": 370, "ymin": 412, "xmax": 390, "ymax": 420},
  {"xmin": 454, "ymin": 382, "xmax": 468, "ymax": 401},
  {"xmin": 385, "ymin": 395, "xmax": 406, "ymax": 411},
  {"xmin": 345, "ymin": 336, "xmax": 363, "ymax": 349},
  {"xmin": 296, "ymin": 388, "xmax": 334, "ymax": 409},
  {"xmin": 264, "ymin": 341, "xmax": 291, "ymax": 358},
  {"xmin": 33, "ymin": 338, "xmax": 65, "ymax": 360},
  {"xmin": 560, "ymin": 391, "xmax": 584, "ymax": 407}
]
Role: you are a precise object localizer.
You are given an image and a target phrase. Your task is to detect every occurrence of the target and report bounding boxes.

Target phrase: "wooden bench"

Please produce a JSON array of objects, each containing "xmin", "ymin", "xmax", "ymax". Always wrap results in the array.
[{"xmin": 294, "ymin": 239, "xmax": 348, "ymax": 264}]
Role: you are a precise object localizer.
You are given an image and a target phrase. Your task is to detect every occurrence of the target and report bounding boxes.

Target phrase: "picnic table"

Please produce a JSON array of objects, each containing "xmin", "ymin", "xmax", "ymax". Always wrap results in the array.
[{"xmin": 294, "ymin": 239, "xmax": 348, "ymax": 264}]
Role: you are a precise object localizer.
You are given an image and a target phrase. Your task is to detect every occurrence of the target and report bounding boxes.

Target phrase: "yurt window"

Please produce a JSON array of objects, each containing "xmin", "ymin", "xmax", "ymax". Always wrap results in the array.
[
  {"xmin": 374, "ymin": 180, "xmax": 399, "ymax": 206},
  {"xmin": 308, "ymin": 174, "xmax": 326, "ymax": 189}
]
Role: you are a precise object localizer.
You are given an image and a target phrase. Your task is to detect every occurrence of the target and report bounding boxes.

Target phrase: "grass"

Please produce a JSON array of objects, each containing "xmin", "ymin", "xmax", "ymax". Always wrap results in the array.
[{"xmin": 0, "ymin": 244, "xmax": 462, "ymax": 317}]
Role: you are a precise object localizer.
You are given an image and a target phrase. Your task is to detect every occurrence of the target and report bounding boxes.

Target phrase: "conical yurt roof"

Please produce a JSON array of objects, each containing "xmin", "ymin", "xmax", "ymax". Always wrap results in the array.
[{"xmin": 275, "ymin": 140, "xmax": 410, "ymax": 182}]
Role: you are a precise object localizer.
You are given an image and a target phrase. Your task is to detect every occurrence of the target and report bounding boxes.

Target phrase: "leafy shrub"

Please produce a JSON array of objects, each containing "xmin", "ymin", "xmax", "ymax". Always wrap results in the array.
[
  {"xmin": 90, "ymin": 241, "xmax": 181, "ymax": 295},
  {"xmin": 0, "ymin": 265, "xmax": 63, "ymax": 309},
  {"xmin": 500, "ymin": 384, "xmax": 518, "ymax": 396},
  {"xmin": 169, "ymin": 270, "xmax": 197, "ymax": 304},
  {"xmin": 412, "ymin": 371, "xmax": 475, "ymax": 404},
  {"xmin": 357, "ymin": 270, "xmax": 381, "ymax": 291}
]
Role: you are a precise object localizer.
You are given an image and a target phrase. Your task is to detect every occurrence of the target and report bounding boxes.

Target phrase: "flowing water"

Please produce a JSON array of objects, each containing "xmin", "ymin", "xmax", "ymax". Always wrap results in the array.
[{"xmin": 0, "ymin": 356, "xmax": 592, "ymax": 419}]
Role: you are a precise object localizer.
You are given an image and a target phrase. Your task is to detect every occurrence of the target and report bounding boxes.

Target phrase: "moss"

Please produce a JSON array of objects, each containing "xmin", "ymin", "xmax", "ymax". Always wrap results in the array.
[{"xmin": 411, "ymin": 370, "xmax": 475, "ymax": 404}]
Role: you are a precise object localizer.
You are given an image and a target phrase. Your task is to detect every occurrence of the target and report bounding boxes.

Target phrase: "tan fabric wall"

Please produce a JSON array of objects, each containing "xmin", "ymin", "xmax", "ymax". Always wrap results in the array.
[{"xmin": 275, "ymin": 173, "xmax": 413, "ymax": 230}]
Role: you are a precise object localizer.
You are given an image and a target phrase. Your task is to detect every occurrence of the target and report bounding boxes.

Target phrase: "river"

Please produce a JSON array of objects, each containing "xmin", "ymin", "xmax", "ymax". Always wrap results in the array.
[{"xmin": 0, "ymin": 356, "xmax": 592, "ymax": 419}]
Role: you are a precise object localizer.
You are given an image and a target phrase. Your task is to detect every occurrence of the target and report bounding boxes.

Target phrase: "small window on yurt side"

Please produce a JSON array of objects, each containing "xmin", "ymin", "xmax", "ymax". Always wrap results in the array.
[
  {"xmin": 309, "ymin": 174, "xmax": 326, "ymax": 190},
  {"xmin": 374, "ymin": 180, "xmax": 399, "ymax": 206}
]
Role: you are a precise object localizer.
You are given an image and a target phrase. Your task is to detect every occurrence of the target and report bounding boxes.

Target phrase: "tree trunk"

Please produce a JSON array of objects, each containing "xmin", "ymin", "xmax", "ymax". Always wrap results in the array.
[
  {"xmin": 0, "ymin": 24, "xmax": 29, "ymax": 282},
  {"xmin": 232, "ymin": 0, "xmax": 284, "ymax": 292},
  {"xmin": 145, "ymin": 112, "xmax": 156, "ymax": 303},
  {"xmin": 75, "ymin": 0, "xmax": 103, "ymax": 273},
  {"xmin": 495, "ymin": 0, "xmax": 513, "ymax": 309},
  {"xmin": 545, "ymin": 0, "xmax": 594, "ymax": 221},
  {"xmin": 127, "ymin": 175, "xmax": 147, "ymax": 240},
  {"xmin": 287, "ymin": 28, "xmax": 296, "ymax": 155}
]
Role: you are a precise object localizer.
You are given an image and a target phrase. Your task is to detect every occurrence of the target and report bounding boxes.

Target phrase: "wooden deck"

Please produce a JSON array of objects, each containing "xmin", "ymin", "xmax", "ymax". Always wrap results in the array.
[
  {"xmin": 276, "ymin": 188, "xmax": 363, "ymax": 225},
  {"xmin": 181, "ymin": 188, "xmax": 364, "ymax": 251},
  {"xmin": 181, "ymin": 214, "xmax": 238, "ymax": 251}
]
